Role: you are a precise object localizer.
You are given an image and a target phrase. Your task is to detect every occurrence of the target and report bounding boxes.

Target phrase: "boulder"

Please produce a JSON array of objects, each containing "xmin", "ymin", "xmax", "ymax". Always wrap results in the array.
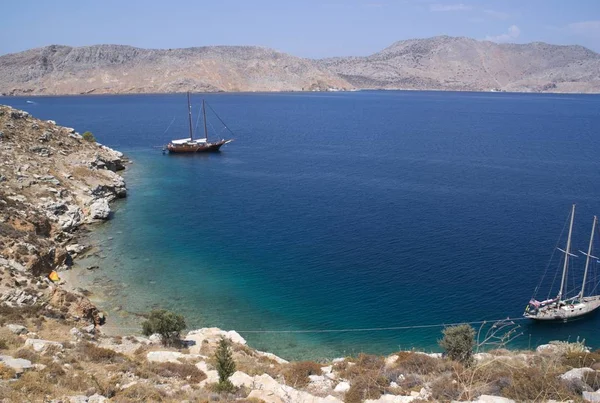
[
  {"xmin": 583, "ymin": 391, "xmax": 600, "ymax": 402},
  {"xmin": 0, "ymin": 355, "xmax": 33, "ymax": 374},
  {"xmin": 474, "ymin": 395, "xmax": 517, "ymax": 403},
  {"xmin": 146, "ymin": 351, "xmax": 186, "ymax": 363},
  {"xmin": 560, "ymin": 367, "xmax": 595, "ymax": 382},
  {"xmin": 365, "ymin": 395, "xmax": 417, "ymax": 403},
  {"xmin": 6, "ymin": 324, "xmax": 28, "ymax": 335},
  {"xmin": 88, "ymin": 395, "xmax": 108, "ymax": 403},
  {"xmin": 334, "ymin": 381, "xmax": 350, "ymax": 393},
  {"xmin": 90, "ymin": 198, "xmax": 110, "ymax": 220},
  {"xmin": 230, "ymin": 371, "xmax": 254, "ymax": 388},
  {"xmin": 24, "ymin": 338, "xmax": 63, "ymax": 353},
  {"xmin": 248, "ymin": 389, "xmax": 284, "ymax": 403}
]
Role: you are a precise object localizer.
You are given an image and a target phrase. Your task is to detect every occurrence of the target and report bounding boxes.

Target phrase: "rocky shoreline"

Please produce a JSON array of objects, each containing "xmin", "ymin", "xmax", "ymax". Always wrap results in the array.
[{"xmin": 2, "ymin": 106, "xmax": 600, "ymax": 402}]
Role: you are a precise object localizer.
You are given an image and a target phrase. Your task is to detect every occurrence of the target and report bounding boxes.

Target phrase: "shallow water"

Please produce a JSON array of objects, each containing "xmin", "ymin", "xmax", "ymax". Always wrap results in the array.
[{"xmin": 5, "ymin": 91, "xmax": 600, "ymax": 359}]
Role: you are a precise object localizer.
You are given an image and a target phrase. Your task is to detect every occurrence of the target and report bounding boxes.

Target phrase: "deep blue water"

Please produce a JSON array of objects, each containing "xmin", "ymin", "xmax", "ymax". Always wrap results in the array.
[{"xmin": 4, "ymin": 91, "xmax": 600, "ymax": 359}]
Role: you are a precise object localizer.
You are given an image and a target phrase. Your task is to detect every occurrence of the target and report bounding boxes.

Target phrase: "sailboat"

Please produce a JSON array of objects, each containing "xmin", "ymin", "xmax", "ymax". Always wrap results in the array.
[
  {"xmin": 524, "ymin": 204, "xmax": 600, "ymax": 321},
  {"xmin": 165, "ymin": 92, "xmax": 233, "ymax": 154}
]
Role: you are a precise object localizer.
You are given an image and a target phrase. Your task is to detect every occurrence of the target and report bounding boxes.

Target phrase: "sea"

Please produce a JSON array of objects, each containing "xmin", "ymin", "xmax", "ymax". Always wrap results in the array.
[{"xmin": 4, "ymin": 91, "xmax": 600, "ymax": 360}]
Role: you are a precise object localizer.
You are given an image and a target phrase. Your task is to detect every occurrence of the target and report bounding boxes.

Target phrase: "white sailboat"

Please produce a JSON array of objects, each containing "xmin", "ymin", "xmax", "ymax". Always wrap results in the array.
[{"xmin": 524, "ymin": 204, "xmax": 600, "ymax": 321}]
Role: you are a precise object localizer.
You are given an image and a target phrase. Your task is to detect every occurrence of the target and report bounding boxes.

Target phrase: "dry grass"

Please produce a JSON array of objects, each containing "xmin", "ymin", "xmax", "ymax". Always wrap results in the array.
[
  {"xmin": 283, "ymin": 361, "xmax": 323, "ymax": 388},
  {"xmin": 77, "ymin": 342, "xmax": 128, "ymax": 364},
  {"xmin": 142, "ymin": 361, "xmax": 207, "ymax": 383},
  {"xmin": 115, "ymin": 383, "xmax": 167, "ymax": 402},
  {"xmin": 563, "ymin": 350, "xmax": 600, "ymax": 369},
  {"xmin": 0, "ymin": 364, "xmax": 16, "ymax": 380},
  {"xmin": 500, "ymin": 361, "xmax": 579, "ymax": 401}
]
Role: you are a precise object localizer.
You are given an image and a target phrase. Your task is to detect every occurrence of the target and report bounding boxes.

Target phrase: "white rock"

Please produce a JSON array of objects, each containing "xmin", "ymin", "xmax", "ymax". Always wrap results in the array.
[
  {"xmin": 230, "ymin": 371, "xmax": 255, "ymax": 388},
  {"xmin": 6, "ymin": 324, "xmax": 28, "ymax": 335},
  {"xmin": 248, "ymin": 389, "xmax": 284, "ymax": 403},
  {"xmin": 385, "ymin": 354, "xmax": 399, "ymax": 367},
  {"xmin": 90, "ymin": 198, "xmax": 110, "ymax": 220},
  {"xmin": 70, "ymin": 328, "xmax": 83, "ymax": 338},
  {"xmin": 148, "ymin": 334, "xmax": 162, "ymax": 344},
  {"xmin": 365, "ymin": 395, "xmax": 416, "ymax": 402},
  {"xmin": 67, "ymin": 396, "xmax": 88, "ymax": 403},
  {"xmin": 583, "ymin": 391, "xmax": 600, "ymax": 402},
  {"xmin": 146, "ymin": 351, "xmax": 186, "ymax": 363},
  {"xmin": 24, "ymin": 338, "xmax": 63, "ymax": 353},
  {"xmin": 88, "ymin": 394, "xmax": 108, "ymax": 403},
  {"xmin": 560, "ymin": 367, "xmax": 595, "ymax": 382},
  {"xmin": 0, "ymin": 355, "xmax": 33, "ymax": 373},
  {"xmin": 474, "ymin": 395, "xmax": 516, "ymax": 403},
  {"xmin": 474, "ymin": 353, "xmax": 493, "ymax": 362},
  {"xmin": 257, "ymin": 350, "xmax": 289, "ymax": 364},
  {"xmin": 185, "ymin": 327, "xmax": 247, "ymax": 354},
  {"xmin": 334, "ymin": 381, "xmax": 350, "ymax": 393},
  {"xmin": 198, "ymin": 369, "xmax": 219, "ymax": 387}
]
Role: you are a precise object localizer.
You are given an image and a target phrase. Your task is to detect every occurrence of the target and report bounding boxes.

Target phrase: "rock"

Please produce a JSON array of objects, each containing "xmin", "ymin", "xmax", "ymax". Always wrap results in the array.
[
  {"xmin": 560, "ymin": 367, "xmax": 595, "ymax": 382},
  {"xmin": 334, "ymin": 381, "xmax": 350, "ymax": 393},
  {"xmin": 148, "ymin": 334, "xmax": 162, "ymax": 344},
  {"xmin": 83, "ymin": 324, "xmax": 96, "ymax": 334},
  {"xmin": 58, "ymin": 206, "xmax": 84, "ymax": 231},
  {"xmin": 146, "ymin": 351, "xmax": 186, "ymax": 363},
  {"xmin": 248, "ymin": 389, "xmax": 284, "ymax": 403},
  {"xmin": 365, "ymin": 395, "xmax": 416, "ymax": 402},
  {"xmin": 6, "ymin": 324, "xmax": 28, "ymax": 335},
  {"xmin": 88, "ymin": 394, "xmax": 108, "ymax": 403},
  {"xmin": 66, "ymin": 244, "xmax": 86, "ymax": 254},
  {"xmin": 10, "ymin": 110, "xmax": 29, "ymax": 119},
  {"xmin": 583, "ymin": 391, "xmax": 600, "ymax": 402},
  {"xmin": 24, "ymin": 338, "xmax": 64, "ymax": 353},
  {"xmin": 67, "ymin": 396, "xmax": 88, "ymax": 403},
  {"xmin": 70, "ymin": 327, "xmax": 83, "ymax": 338},
  {"xmin": 29, "ymin": 146, "xmax": 51, "ymax": 157},
  {"xmin": 185, "ymin": 327, "xmax": 247, "ymax": 354},
  {"xmin": 474, "ymin": 353, "xmax": 493, "ymax": 362},
  {"xmin": 385, "ymin": 354, "xmax": 399, "ymax": 367},
  {"xmin": 474, "ymin": 395, "xmax": 517, "ymax": 403},
  {"xmin": 0, "ymin": 355, "xmax": 33, "ymax": 374},
  {"xmin": 90, "ymin": 198, "xmax": 110, "ymax": 220},
  {"xmin": 230, "ymin": 371, "xmax": 254, "ymax": 388},
  {"xmin": 39, "ymin": 131, "xmax": 52, "ymax": 142}
]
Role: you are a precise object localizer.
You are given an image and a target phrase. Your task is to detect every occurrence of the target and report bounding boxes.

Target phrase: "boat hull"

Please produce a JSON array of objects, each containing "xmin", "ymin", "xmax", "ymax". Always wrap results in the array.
[
  {"xmin": 524, "ymin": 296, "xmax": 600, "ymax": 322},
  {"xmin": 167, "ymin": 139, "xmax": 231, "ymax": 154}
]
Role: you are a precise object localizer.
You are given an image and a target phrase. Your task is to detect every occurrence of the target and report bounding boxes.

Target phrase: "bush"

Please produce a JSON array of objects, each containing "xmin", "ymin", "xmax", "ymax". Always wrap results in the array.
[
  {"xmin": 0, "ymin": 364, "xmax": 16, "ymax": 380},
  {"xmin": 145, "ymin": 361, "xmax": 206, "ymax": 383},
  {"xmin": 79, "ymin": 342, "xmax": 126, "ymax": 363},
  {"xmin": 82, "ymin": 131, "xmax": 96, "ymax": 142},
  {"xmin": 141, "ymin": 309, "xmax": 186, "ymax": 346},
  {"xmin": 283, "ymin": 361, "xmax": 322, "ymax": 387},
  {"xmin": 501, "ymin": 365, "xmax": 577, "ymax": 401},
  {"xmin": 344, "ymin": 372, "xmax": 388, "ymax": 403},
  {"xmin": 429, "ymin": 374, "xmax": 463, "ymax": 402},
  {"xmin": 439, "ymin": 324, "xmax": 476, "ymax": 365},
  {"xmin": 215, "ymin": 337, "xmax": 236, "ymax": 391}
]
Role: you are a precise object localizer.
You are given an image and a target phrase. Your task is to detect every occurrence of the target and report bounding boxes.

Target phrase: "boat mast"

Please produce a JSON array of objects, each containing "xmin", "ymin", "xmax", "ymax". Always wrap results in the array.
[
  {"xmin": 558, "ymin": 204, "xmax": 576, "ymax": 302},
  {"xmin": 187, "ymin": 92, "xmax": 194, "ymax": 141},
  {"xmin": 580, "ymin": 215, "xmax": 597, "ymax": 300},
  {"xmin": 202, "ymin": 99, "xmax": 208, "ymax": 141}
]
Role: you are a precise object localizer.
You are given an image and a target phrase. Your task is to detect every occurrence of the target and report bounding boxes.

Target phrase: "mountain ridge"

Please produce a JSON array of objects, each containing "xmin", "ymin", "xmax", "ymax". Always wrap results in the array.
[{"xmin": 1, "ymin": 36, "xmax": 599, "ymax": 95}]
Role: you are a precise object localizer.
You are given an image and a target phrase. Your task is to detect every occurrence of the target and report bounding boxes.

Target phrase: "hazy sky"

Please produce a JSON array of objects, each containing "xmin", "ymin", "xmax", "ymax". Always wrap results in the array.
[{"xmin": 1, "ymin": 0, "xmax": 599, "ymax": 58}]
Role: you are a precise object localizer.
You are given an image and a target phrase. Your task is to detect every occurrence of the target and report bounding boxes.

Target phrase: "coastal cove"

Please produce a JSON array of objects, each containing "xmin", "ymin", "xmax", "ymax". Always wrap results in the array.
[{"xmin": 4, "ymin": 91, "xmax": 600, "ymax": 360}]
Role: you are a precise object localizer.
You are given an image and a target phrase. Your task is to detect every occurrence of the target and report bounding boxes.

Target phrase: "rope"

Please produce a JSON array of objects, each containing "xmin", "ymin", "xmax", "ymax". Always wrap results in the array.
[
  {"xmin": 162, "ymin": 116, "xmax": 177, "ymax": 136},
  {"xmin": 206, "ymin": 102, "xmax": 236, "ymax": 137},
  {"xmin": 538, "ymin": 212, "xmax": 570, "ymax": 301},
  {"xmin": 98, "ymin": 316, "xmax": 529, "ymax": 334}
]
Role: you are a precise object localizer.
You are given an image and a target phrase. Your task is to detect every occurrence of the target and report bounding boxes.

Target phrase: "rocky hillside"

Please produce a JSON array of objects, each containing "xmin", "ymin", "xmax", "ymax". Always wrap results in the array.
[
  {"xmin": 0, "ymin": 104, "xmax": 126, "ymax": 320},
  {"xmin": 319, "ymin": 36, "xmax": 600, "ymax": 93},
  {"xmin": 0, "ymin": 45, "xmax": 350, "ymax": 95}
]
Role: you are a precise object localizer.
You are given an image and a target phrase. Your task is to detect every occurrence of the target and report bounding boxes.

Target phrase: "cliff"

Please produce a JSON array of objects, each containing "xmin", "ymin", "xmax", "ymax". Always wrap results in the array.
[{"xmin": 319, "ymin": 36, "xmax": 600, "ymax": 93}]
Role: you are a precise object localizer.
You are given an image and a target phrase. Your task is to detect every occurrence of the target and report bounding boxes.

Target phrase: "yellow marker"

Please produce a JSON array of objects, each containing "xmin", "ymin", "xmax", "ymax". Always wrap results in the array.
[{"xmin": 49, "ymin": 271, "xmax": 60, "ymax": 282}]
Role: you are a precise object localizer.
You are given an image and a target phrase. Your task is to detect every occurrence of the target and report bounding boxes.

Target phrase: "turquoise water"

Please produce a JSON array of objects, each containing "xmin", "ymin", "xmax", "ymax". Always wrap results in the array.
[{"xmin": 5, "ymin": 91, "xmax": 600, "ymax": 359}]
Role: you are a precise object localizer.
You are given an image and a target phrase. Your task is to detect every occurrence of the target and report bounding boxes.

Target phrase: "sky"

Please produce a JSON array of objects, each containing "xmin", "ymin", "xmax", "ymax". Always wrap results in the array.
[{"xmin": 1, "ymin": 0, "xmax": 599, "ymax": 58}]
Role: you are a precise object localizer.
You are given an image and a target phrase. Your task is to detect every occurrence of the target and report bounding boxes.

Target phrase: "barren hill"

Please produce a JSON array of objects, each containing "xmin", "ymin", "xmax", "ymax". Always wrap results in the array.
[
  {"xmin": 319, "ymin": 36, "xmax": 600, "ymax": 93},
  {"xmin": 1, "ymin": 37, "xmax": 600, "ymax": 95},
  {"xmin": 0, "ymin": 44, "xmax": 350, "ymax": 95}
]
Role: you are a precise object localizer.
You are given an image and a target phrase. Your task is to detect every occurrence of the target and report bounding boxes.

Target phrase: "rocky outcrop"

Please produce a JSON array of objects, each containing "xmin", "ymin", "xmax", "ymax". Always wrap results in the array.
[
  {"xmin": 0, "ymin": 44, "xmax": 350, "ymax": 95},
  {"xmin": 0, "ymin": 105, "xmax": 126, "ymax": 324}
]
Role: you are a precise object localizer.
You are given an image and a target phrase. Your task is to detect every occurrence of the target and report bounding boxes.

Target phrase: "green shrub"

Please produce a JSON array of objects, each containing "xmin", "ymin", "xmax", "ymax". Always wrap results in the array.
[
  {"xmin": 82, "ymin": 131, "xmax": 96, "ymax": 142},
  {"xmin": 141, "ymin": 309, "xmax": 186, "ymax": 346},
  {"xmin": 439, "ymin": 324, "xmax": 476, "ymax": 365},
  {"xmin": 215, "ymin": 337, "xmax": 236, "ymax": 390}
]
